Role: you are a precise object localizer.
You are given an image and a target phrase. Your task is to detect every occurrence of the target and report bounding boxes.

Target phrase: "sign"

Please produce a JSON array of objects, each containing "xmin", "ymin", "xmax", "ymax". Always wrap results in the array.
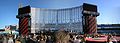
[
  {"xmin": 18, "ymin": 6, "xmax": 31, "ymax": 14},
  {"xmin": 83, "ymin": 3, "xmax": 97, "ymax": 12},
  {"xmin": 82, "ymin": 10, "xmax": 99, "ymax": 16}
]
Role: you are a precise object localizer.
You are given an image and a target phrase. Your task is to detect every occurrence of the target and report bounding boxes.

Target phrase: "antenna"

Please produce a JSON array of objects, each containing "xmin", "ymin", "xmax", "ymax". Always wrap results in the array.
[
  {"xmin": 28, "ymin": 0, "xmax": 31, "ymax": 6},
  {"xmin": 19, "ymin": 3, "xmax": 23, "ymax": 8},
  {"xmin": 18, "ymin": 0, "xmax": 23, "ymax": 8}
]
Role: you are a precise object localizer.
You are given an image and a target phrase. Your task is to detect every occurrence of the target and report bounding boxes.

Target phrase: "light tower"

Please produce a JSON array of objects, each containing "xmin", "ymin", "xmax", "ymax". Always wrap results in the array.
[
  {"xmin": 16, "ymin": 6, "xmax": 31, "ymax": 36},
  {"xmin": 16, "ymin": 0, "xmax": 32, "ymax": 36},
  {"xmin": 82, "ymin": 3, "xmax": 99, "ymax": 34}
]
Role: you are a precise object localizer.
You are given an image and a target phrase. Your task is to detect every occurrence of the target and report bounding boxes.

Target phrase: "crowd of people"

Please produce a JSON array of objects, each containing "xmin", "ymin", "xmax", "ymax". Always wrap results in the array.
[
  {"xmin": 0, "ymin": 30, "xmax": 116, "ymax": 43},
  {"xmin": 0, "ymin": 30, "xmax": 85, "ymax": 43},
  {"xmin": 0, "ymin": 34, "xmax": 54, "ymax": 43}
]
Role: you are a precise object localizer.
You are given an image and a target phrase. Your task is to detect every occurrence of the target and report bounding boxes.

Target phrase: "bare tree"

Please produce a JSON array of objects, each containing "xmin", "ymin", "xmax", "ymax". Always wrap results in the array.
[{"xmin": 55, "ymin": 30, "xmax": 70, "ymax": 43}]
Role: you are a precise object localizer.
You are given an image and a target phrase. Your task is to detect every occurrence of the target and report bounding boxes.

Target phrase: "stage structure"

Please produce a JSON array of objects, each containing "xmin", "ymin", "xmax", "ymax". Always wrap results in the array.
[{"xmin": 16, "ymin": 3, "xmax": 99, "ymax": 35}]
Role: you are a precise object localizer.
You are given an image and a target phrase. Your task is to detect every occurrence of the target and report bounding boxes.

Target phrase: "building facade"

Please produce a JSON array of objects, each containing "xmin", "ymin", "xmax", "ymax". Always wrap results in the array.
[
  {"xmin": 16, "ymin": 3, "xmax": 99, "ymax": 35},
  {"xmin": 98, "ymin": 24, "xmax": 120, "ymax": 34},
  {"xmin": 4, "ymin": 25, "xmax": 18, "ymax": 34}
]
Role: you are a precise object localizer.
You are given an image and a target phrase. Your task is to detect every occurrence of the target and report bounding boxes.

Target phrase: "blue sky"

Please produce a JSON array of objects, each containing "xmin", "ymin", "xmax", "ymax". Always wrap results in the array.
[{"xmin": 0, "ymin": 0, "xmax": 120, "ymax": 29}]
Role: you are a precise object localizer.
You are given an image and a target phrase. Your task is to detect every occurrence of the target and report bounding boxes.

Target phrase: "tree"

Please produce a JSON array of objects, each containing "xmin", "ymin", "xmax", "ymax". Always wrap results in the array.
[{"xmin": 55, "ymin": 30, "xmax": 70, "ymax": 43}]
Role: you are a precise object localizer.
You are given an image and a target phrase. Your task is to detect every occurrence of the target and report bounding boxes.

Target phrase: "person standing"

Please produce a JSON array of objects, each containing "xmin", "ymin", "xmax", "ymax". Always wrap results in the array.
[
  {"xmin": 73, "ymin": 37, "xmax": 81, "ymax": 43},
  {"xmin": 3, "ymin": 35, "xmax": 8, "ymax": 43},
  {"xmin": 20, "ymin": 36, "xmax": 26, "ymax": 43},
  {"xmin": 46, "ymin": 36, "xmax": 53, "ymax": 43},
  {"xmin": 107, "ymin": 34, "xmax": 113, "ymax": 43},
  {"xmin": 8, "ymin": 35, "xmax": 14, "ymax": 43},
  {"xmin": 15, "ymin": 38, "xmax": 21, "ymax": 43}
]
